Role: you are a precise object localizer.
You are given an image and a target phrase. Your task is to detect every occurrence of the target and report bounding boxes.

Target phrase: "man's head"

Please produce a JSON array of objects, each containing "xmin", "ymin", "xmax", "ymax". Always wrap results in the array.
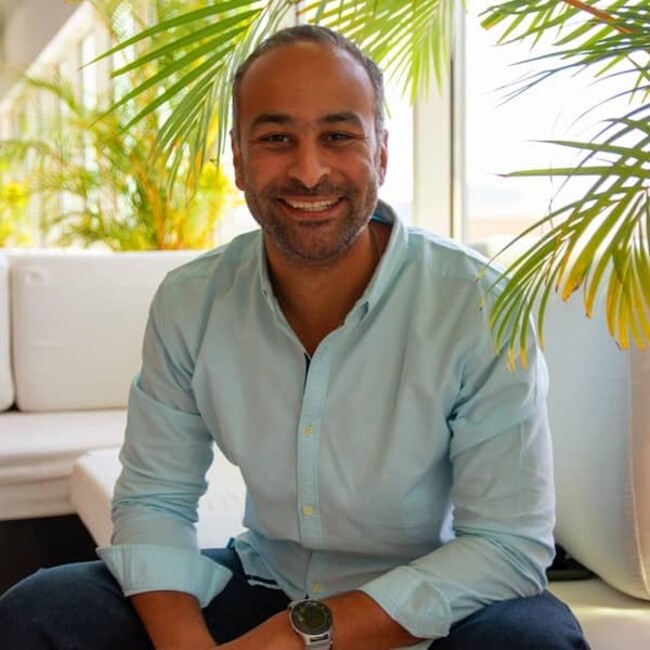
[{"xmin": 230, "ymin": 25, "xmax": 388, "ymax": 266}]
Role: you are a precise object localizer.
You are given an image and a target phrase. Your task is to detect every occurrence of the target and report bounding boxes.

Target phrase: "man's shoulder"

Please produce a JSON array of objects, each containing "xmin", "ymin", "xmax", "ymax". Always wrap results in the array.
[
  {"xmin": 404, "ymin": 226, "xmax": 505, "ymax": 287},
  {"xmin": 161, "ymin": 229, "xmax": 261, "ymax": 290}
]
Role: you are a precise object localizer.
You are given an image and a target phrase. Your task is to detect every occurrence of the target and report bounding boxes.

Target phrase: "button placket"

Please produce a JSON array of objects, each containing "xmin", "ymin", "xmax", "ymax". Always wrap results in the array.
[{"xmin": 295, "ymin": 344, "xmax": 333, "ymax": 548}]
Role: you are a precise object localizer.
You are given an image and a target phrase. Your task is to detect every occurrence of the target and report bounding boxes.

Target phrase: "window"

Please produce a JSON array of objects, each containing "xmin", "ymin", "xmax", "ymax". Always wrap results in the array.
[
  {"xmin": 380, "ymin": 81, "xmax": 414, "ymax": 225},
  {"xmin": 457, "ymin": 0, "xmax": 630, "ymax": 246}
]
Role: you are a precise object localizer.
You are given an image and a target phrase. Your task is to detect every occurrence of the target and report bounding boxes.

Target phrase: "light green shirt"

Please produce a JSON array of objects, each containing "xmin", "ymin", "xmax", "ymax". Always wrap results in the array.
[{"xmin": 99, "ymin": 201, "xmax": 555, "ymax": 643}]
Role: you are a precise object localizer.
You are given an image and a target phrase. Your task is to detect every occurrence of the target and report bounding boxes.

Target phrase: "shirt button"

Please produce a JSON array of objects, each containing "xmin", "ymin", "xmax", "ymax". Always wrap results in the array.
[
  {"xmin": 304, "ymin": 425, "xmax": 313, "ymax": 437},
  {"xmin": 312, "ymin": 583, "xmax": 322, "ymax": 594},
  {"xmin": 302, "ymin": 505, "xmax": 315, "ymax": 517}
]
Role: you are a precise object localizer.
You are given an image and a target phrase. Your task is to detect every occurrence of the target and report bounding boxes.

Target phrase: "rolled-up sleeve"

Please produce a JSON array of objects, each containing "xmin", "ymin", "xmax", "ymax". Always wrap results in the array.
[
  {"xmin": 361, "ymin": 335, "xmax": 555, "ymax": 640},
  {"xmin": 98, "ymin": 282, "xmax": 232, "ymax": 606}
]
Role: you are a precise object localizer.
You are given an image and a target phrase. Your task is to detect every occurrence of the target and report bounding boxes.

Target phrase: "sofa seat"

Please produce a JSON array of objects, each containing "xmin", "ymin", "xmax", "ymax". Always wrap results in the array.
[
  {"xmin": 549, "ymin": 581, "xmax": 650, "ymax": 649},
  {"xmin": 70, "ymin": 446, "xmax": 650, "ymax": 650},
  {"xmin": 0, "ymin": 410, "xmax": 126, "ymax": 520},
  {"xmin": 71, "ymin": 446, "xmax": 246, "ymax": 549}
]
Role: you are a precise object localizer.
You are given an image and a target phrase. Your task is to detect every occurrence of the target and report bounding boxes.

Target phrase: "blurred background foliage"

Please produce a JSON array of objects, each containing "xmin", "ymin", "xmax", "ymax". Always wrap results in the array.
[
  {"xmin": 0, "ymin": 174, "xmax": 30, "ymax": 247},
  {"xmin": 0, "ymin": 0, "xmax": 240, "ymax": 251}
]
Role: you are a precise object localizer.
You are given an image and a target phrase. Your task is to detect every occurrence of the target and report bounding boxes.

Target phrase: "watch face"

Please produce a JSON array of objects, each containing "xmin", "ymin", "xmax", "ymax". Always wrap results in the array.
[{"xmin": 291, "ymin": 600, "xmax": 333, "ymax": 635}]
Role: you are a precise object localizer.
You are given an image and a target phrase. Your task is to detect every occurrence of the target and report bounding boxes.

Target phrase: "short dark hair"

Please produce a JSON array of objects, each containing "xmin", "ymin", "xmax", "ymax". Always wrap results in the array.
[{"xmin": 231, "ymin": 24, "xmax": 385, "ymax": 137}]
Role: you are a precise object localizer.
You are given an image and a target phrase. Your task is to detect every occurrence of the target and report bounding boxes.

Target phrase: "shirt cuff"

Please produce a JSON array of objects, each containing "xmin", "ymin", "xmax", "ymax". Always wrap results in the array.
[
  {"xmin": 98, "ymin": 543, "xmax": 232, "ymax": 607},
  {"xmin": 359, "ymin": 564, "xmax": 452, "ymax": 640}
]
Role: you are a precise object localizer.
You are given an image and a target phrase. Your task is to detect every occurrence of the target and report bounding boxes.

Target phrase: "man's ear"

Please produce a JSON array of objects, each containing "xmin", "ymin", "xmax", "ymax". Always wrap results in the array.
[
  {"xmin": 231, "ymin": 129, "xmax": 245, "ymax": 191},
  {"xmin": 377, "ymin": 129, "xmax": 388, "ymax": 186}
]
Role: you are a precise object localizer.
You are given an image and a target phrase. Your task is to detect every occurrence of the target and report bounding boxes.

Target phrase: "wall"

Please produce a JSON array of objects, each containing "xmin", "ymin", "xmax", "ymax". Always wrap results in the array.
[{"xmin": 0, "ymin": 0, "xmax": 79, "ymax": 97}]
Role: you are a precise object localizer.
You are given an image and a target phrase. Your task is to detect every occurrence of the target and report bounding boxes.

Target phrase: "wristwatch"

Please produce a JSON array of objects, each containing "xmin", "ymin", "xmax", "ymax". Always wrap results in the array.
[{"xmin": 288, "ymin": 599, "xmax": 333, "ymax": 649}]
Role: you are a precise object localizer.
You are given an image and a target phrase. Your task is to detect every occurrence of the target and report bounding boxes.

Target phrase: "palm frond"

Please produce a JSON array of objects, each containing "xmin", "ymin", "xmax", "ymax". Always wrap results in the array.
[
  {"xmin": 486, "ymin": 105, "xmax": 650, "ymax": 363},
  {"xmin": 479, "ymin": 0, "xmax": 650, "ymax": 360},
  {"xmin": 304, "ymin": 0, "xmax": 455, "ymax": 101},
  {"xmin": 94, "ymin": 0, "xmax": 293, "ymax": 186}
]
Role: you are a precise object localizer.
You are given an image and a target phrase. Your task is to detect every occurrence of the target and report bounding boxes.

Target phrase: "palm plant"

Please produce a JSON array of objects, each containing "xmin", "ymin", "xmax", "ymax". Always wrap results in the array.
[
  {"xmin": 98, "ymin": 0, "xmax": 649, "ymax": 355},
  {"xmin": 481, "ymin": 1, "xmax": 649, "ymax": 365},
  {"xmin": 0, "ymin": 0, "xmax": 239, "ymax": 251}
]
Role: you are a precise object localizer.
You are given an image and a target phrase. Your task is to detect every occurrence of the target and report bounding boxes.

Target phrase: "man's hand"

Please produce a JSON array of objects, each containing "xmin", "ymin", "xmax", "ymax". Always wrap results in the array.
[
  {"xmin": 218, "ymin": 608, "xmax": 302, "ymax": 650},
  {"xmin": 131, "ymin": 588, "xmax": 419, "ymax": 650},
  {"xmin": 131, "ymin": 591, "xmax": 218, "ymax": 650}
]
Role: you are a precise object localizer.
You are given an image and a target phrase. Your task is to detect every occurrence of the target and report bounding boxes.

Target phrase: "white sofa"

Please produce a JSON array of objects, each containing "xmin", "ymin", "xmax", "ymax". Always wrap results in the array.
[
  {"xmin": 2, "ymin": 246, "xmax": 649, "ymax": 647},
  {"xmin": 0, "ymin": 250, "xmax": 199, "ymax": 521}
]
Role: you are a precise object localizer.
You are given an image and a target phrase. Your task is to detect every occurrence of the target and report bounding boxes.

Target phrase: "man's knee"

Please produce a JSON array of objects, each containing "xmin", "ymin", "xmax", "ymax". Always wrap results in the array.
[
  {"xmin": 0, "ymin": 561, "xmax": 142, "ymax": 650},
  {"xmin": 434, "ymin": 592, "xmax": 589, "ymax": 649},
  {"xmin": 0, "ymin": 568, "xmax": 59, "ymax": 647}
]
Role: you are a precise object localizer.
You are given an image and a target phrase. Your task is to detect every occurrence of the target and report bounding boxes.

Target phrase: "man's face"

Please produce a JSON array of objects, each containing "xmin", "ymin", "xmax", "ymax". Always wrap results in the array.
[{"xmin": 232, "ymin": 42, "xmax": 388, "ymax": 265}]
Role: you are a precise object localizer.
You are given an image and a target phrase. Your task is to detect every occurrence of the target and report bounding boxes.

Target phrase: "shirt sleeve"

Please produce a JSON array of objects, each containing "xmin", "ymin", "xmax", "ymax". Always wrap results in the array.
[
  {"xmin": 360, "ymin": 332, "xmax": 556, "ymax": 640},
  {"xmin": 97, "ymin": 282, "xmax": 233, "ymax": 607}
]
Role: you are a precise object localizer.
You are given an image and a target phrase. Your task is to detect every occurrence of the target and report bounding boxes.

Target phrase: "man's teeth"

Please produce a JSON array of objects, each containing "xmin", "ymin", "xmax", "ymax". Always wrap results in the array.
[{"xmin": 285, "ymin": 199, "xmax": 338, "ymax": 211}]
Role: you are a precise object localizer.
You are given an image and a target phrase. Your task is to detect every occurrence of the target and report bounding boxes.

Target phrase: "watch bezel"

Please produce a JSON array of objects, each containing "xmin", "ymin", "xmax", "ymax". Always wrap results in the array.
[{"xmin": 289, "ymin": 599, "xmax": 333, "ymax": 638}]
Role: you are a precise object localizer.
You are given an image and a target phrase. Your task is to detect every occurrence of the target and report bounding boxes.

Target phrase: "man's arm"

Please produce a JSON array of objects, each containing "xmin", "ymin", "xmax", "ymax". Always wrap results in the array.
[
  {"xmin": 220, "ymin": 590, "xmax": 419, "ymax": 650},
  {"xmin": 354, "ymin": 334, "xmax": 555, "ymax": 642},
  {"xmin": 98, "ymin": 279, "xmax": 233, "ymax": 644},
  {"xmin": 131, "ymin": 589, "xmax": 419, "ymax": 650}
]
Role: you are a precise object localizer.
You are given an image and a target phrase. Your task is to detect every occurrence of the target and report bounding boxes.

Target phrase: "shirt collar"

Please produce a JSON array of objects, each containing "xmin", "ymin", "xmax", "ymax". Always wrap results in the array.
[{"xmin": 363, "ymin": 199, "xmax": 409, "ymax": 316}]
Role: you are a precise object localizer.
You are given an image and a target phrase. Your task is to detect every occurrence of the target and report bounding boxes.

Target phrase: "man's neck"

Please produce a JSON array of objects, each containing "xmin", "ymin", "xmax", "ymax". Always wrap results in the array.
[{"xmin": 266, "ymin": 222, "xmax": 388, "ymax": 355}]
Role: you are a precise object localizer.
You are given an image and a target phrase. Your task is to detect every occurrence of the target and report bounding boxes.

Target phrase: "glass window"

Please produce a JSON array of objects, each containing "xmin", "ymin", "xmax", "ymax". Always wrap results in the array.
[
  {"xmin": 381, "ymin": 81, "xmax": 414, "ymax": 225},
  {"xmin": 110, "ymin": 2, "xmax": 136, "ymax": 103},
  {"xmin": 80, "ymin": 33, "xmax": 98, "ymax": 109},
  {"xmin": 458, "ymin": 0, "xmax": 629, "ymax": 245}
]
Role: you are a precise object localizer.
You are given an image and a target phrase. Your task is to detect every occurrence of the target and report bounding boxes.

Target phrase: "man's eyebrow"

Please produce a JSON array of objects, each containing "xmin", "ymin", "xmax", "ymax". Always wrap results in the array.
[
  {"xmin": 319, "ymin": 112, "xmax": 365, "ymax": 128},
  {"xmin": 250, "ymin": 113, "xmax": 293, "ymax": 131},
  {"xmin": 249, "ymin": 111, "xmax": 366, "ymax": 131}
]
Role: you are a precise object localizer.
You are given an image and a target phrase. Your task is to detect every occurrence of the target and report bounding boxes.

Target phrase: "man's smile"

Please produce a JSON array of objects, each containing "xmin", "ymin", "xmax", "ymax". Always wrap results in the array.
[{"xmin": 280, "ymin": 197, "xmax": 343, "ymax": 213}]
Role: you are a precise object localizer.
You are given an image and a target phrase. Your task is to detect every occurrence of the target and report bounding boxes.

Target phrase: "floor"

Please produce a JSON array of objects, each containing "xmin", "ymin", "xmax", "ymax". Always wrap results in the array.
[{"xmin": 0, "ymin": 514, "xmax": 97, "ymax": 594}]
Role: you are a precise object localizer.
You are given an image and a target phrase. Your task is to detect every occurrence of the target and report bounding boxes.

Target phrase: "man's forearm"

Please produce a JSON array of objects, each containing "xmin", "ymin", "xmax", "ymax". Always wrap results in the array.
[
  {"xmin": 220, "ymin": 590, "xmax": 420, "ymax": 650},
  {"xmin": 131, "ymin": 591, "xmax": 217, "ymax": 650},
  {"xmin": 326, "ymin": 590, "xmax": 421, "ymax": 649}
]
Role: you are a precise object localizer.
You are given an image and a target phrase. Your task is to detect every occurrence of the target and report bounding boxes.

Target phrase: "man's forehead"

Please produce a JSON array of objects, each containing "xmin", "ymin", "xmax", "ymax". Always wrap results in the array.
[
  {"xmin": 245, "ymin": 40, "xmax": 358, "ymax": 74},
  {"xmin": 239, "ymin": 41, "xmax": 372, "ymax": 97},
  {"xmin": 237, "ymin": 42, "xmax": 375, "ymax": 123}
]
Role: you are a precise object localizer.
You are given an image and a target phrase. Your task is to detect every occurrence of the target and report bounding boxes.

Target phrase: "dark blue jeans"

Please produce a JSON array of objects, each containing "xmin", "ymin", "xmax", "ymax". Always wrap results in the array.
[{"xmin": 0, "ymin": 547, "xmax": 589, "ymax": 649}]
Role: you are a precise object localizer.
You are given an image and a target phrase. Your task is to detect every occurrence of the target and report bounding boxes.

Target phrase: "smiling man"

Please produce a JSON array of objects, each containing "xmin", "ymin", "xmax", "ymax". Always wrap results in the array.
[
  {"xmin": 0, "ymin": 25, "xmax": 588, "ymax": 650},
  {"xmin": 230, "ymin": 34, "xmax": 390, "ymax": 356}
]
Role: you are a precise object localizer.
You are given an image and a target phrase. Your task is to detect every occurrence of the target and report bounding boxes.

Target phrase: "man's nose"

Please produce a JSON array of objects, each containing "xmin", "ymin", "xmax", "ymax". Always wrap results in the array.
[{"xmin": 287, "ymin": 141, "xmax": 331, "ymax": 189}]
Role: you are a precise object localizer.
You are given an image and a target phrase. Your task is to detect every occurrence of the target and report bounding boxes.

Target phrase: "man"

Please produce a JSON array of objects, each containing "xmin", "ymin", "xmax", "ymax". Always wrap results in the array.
[{"xmin": 0, "ymin": 25, "xmax": 587, "ymax": 649}]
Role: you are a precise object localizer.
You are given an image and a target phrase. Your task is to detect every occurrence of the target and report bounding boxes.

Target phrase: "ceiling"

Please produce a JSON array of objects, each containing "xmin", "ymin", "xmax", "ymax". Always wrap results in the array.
[
  {"xmin": 0, "ymin": 0, "xmax": 19, "ymax": 11},
  {"xmin": 0, "ymin": 0, "xmax": 18, "ymax": 69},
  {"xmin": 0, "ymin": 0, "xmax": 19, "ymax": 27},
  {"xmin": 0, "ymin": 0, "xmax": 14, "ymax": 28}
]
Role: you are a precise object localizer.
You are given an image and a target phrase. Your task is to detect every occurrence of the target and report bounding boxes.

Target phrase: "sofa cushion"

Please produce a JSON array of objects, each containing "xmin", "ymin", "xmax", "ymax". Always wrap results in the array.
[
  {"xmin": 543, "ymin": 291, "xmax": 650, "ymax": 601},
  {"xmin": 11, "ymin": 251, "xmax": 198, "ymax": 412},
  {"xmin": 0, "ymin": 409, "xmax": 126, "ymax": 519},
  {"xmin": 471, "ymin": 237, "xmax": 650, "ymax": 601},
  {"xmin": 0, "ymin": 256, "xmax": 13, "ymax": 411}
]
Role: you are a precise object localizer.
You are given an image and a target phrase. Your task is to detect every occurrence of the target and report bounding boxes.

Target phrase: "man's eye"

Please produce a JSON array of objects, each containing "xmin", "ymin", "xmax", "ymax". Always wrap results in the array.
[
  {"xmin": 261, "ymin": 134, "xmax": 290, "ymax": 144},
  {"xmin": 324, "ymin": 132, "xmax": 353, "ymax": 143}
]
